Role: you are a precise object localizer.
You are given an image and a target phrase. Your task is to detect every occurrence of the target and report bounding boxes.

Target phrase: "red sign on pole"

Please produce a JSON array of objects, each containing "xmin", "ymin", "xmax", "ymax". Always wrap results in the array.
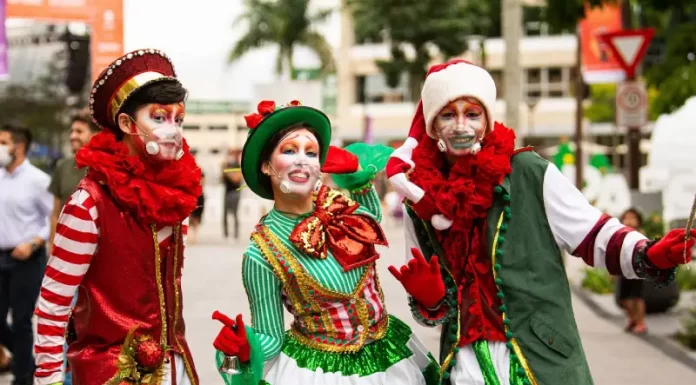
[{"xmin": 598, "ymin": 28, "xmax": 655, "ymax": 79}]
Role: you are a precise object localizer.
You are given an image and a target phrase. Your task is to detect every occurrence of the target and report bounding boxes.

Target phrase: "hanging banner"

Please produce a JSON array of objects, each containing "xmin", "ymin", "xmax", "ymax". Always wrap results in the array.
[
  {"xmin": 0, "ymin": 0, "xmax": 8, "ymax": 80},
  {"xmin": 90, "ymin": 0, "xmax": 123, "ymax": 83},
  {"xmin": 579, "ymin": 3, "xmax": 624, "ymax": 84},
  {"xmin": 7, "ymin": 0, "xmax": 90, "ymax": 21}
]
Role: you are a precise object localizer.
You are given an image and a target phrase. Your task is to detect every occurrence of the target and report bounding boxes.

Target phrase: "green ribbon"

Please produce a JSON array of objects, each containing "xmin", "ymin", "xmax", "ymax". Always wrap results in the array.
[{"xmin": 471, "ymin": 340, "xmax": 526, "ymax": 385}]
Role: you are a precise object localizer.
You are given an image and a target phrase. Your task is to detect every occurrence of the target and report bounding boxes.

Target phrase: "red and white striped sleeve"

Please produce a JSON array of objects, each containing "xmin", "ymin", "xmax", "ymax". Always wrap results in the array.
[
  {"xmin": 34, "ymin": 189, "xmax": 99, "ymax": 385},
  {"xmin": 543, "ymin": 164, "xmax": 647, "ymax": 279}
]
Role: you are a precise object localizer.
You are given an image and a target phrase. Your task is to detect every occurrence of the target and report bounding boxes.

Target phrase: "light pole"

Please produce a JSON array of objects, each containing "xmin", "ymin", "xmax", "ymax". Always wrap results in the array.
[{"xmin": 503, "ymin": 0, "xmax": 522, "ymax": 147}]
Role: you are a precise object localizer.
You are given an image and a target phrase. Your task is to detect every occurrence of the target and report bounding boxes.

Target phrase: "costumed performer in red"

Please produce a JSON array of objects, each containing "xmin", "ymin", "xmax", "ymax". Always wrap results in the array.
[{"xmin": 33, "ymin": 49, "xmax": 202, "ymax": 385}]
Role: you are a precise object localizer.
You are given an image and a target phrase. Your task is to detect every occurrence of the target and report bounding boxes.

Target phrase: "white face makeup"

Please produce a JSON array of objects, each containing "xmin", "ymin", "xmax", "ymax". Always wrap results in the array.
[
  {"xmin": 130, "ymin": 103, "xmax": 185, "ymax": 161},
  {"xmin": 433, "ymin": 97, "xmax": 489, "ymax": 156},
  {"xmin": 265, "ymin": 128, "xmax": 321, "ymax": 198}
]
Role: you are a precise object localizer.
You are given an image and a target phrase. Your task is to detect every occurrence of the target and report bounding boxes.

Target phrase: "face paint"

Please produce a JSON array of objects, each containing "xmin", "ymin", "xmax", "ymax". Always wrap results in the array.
[
  {"xmin": 129, "ymin": 103, "xmax": 186, "ymax": 161},
  {"xmin": 433, "ymin": 97, "xmax": 489, "ymax": 156},
  {"xmin": 266, "ymin": 128, "xmax": 321, "ymax": 198}
]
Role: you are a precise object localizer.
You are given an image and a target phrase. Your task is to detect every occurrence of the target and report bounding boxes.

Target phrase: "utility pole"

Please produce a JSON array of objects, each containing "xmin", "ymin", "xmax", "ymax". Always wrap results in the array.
[
  {"xmin": 503, "ymin": 0, "xmax": 522, "ymax": 146},
  {"xmin": 574, "ymin": 26, "xmax": 584, "ymax": 189}
]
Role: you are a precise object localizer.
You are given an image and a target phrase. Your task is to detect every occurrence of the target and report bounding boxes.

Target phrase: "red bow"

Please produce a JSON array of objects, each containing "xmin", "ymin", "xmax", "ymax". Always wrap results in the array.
[
  {"xmin": 244, "ymin": 100, "xmax": 302, "ymax": 129},
  {"xmin": 289, "ymin": 185, "xmax": 388, "ymax": 271}
]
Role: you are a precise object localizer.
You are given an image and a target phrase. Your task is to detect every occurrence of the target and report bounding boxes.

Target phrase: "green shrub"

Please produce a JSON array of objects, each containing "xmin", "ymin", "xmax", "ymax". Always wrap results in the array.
[
  {"xmin": 677, "ymin": 266, "xmax": 696, "ymax": 291},
  {"xmin": 676, "ymin": 306, "xmax": 696, "ymax": 350},
  {"xmin": 581, "ymin": 268, "xmax": 615, "ymax": 294}
]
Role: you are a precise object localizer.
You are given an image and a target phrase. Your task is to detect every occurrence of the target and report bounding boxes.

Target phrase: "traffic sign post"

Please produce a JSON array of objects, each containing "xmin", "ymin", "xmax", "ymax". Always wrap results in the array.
[{"xmin": 599, "ymin": 28, "xmax": 655, "ymax": 190}]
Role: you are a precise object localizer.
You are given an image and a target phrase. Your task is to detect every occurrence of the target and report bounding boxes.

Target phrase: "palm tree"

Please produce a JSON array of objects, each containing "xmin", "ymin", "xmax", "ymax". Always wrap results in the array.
[{"xmin": 229, "ymin": 0, "xmax": 335, "ymax": 79}]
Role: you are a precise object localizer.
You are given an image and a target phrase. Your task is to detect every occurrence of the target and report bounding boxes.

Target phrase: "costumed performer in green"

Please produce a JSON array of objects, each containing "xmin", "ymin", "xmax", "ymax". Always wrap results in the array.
[{"xmin": 211, "ymin": 100, "xmax": 440, "ymax": 385}]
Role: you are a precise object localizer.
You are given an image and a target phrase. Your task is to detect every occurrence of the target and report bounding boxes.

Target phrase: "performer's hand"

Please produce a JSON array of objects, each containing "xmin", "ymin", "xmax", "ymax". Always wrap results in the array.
[
  {"xmin": 321, "ymin": 146, "xmax": 359, "ymax": 174},
  {"xmin": 646, "ymin": 229, "xmax": 696, "ymax": 269},
  {"xmin": 388, "ymin": 248, "xmax": 446, "ymax": 308},
  {"xmin": 212, "ymin": 311, "xmax": 251, "ymax": 363}
]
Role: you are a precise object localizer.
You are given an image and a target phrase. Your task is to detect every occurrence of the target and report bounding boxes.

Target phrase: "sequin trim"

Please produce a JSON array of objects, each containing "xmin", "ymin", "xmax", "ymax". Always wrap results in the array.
[
  {"xmin": 171, "ymin": 224, "xmax": 197, "ymax": 384},
  {"xmin": 491, "ymin": 213, "xmax": 538, "ymax": 385},
  {"xmin": 252, "ymin": 225, "xmax": 389, "ymax": 353},
  {"xmin": 151, "ymin": 224, "xmax": 168, "ymax": 348}
]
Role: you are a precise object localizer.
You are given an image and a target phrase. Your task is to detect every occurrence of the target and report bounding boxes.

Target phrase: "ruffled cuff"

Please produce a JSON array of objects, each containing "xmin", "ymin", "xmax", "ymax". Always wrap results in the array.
[
  {"xmin": 633, "ymin": 239, "xmax": 677, "ymax": 288},
  {"xmin": 331, "ymin": 143, "xmax": 394, "ymax": 191},
  {"xmin": 408, "ymin": 296, "xmax": 449, "ymax": 327},
  {"xmin": 216, "ymin": 325, "xmax": 264, "ymax": 385}
]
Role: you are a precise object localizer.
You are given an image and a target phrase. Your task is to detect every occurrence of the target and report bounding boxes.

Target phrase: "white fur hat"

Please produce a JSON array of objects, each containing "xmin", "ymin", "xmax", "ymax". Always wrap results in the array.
[{"xmin": 421, "ymin": 60, "xmax": 497, "ymax": 139}]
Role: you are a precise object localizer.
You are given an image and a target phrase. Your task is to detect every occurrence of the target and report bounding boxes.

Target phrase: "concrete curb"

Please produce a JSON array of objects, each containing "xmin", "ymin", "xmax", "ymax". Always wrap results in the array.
[{"xmin": 571, "ymin": 284, "xmax": 696, "ymax": 373}]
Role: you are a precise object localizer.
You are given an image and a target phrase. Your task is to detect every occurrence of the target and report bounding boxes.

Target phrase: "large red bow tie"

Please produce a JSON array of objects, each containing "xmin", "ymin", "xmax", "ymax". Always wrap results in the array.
[{"xmin": 289, "ymin": 185, "xmax": 388, "ymax": 271}]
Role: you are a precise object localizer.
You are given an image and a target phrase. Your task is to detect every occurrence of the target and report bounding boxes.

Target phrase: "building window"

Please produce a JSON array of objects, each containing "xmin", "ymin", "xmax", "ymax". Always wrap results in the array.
[
  {"xmin": 210, "ymin": 148, "xmax": 220, "ymax": 155},
  {"xmin": 209, "ymin": 125, "xmax": 228, "ymax": 131},
  {"xmin": 548, "ymin": 67, "xmax": 563, "ymax": 83},
  {"xmin": 489, "ymin": 70, "xmax": 503, "ymax": 99},
  {"xmin": 183, "ymin": 125, "xmax": 200, "ymax": 130},
  {"xmin": 355, "ymin": 73, "xmax": 410, "ymax": 104},
  {"xmin": 190, "ymin": 148, "xmax": 198, "ymax": 155},
  {"xmin": 237, "ymin": 124, "xmax": 248, "ymax": 131}
]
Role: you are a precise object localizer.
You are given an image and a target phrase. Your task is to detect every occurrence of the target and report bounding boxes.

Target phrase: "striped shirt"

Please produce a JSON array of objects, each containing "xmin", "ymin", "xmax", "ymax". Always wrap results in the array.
[
  {"xmin": 243, "ymin": 187, "xmax": 382, "ymax": 361},
  {"xmin": 33, "ymin": 189, "xmax": 189, "ymax": 385}
]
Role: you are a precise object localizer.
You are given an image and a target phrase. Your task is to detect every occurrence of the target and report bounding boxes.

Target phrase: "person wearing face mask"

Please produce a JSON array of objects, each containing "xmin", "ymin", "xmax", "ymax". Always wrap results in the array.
[
  {"xmin": 211, "ymin": 100, "xmax": 439, "ymax": 385},
  {"xmin": 0, "ymin": 124, "xmax": 54, "ymax": 385},
  {"xmin": 384, "ymin": 59, "xmax": 695, "ymax": 385},
  {"xmin": 33, "ymin": 49, "xmax": 202, "ymax": 385}
]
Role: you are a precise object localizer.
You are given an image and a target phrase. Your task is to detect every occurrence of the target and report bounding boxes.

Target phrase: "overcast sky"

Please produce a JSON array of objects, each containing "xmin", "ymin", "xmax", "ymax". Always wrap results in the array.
[{"xmin": 123, "ymin": 0, "xmax": 341, "ymax": 102}]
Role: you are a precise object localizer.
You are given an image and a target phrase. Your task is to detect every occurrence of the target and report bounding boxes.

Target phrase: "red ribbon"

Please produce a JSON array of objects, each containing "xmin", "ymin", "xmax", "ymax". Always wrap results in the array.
[{"xmin": 289, "ymin": 185, "xmax": 388, "ymax": 271}]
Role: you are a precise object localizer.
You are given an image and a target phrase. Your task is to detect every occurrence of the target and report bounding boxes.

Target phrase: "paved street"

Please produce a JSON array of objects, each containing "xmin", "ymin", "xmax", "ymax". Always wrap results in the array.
[{"xmin": 3, "ymin": 186, "xmax": 695, "ymax": 383}]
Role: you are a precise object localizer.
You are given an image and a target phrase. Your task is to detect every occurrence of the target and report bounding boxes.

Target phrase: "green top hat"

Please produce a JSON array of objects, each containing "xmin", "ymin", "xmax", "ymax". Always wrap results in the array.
[{"xmin": 241, "ymin": 100, "xmax": 332, "ymax": 200}]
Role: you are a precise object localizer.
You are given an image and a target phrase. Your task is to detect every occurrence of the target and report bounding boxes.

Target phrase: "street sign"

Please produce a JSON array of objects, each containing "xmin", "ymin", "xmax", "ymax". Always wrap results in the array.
[
  {"xmin": 598, "ymin": 28, "xmax": 655, "ymax": 79},
  {"xmin": 616, "ymin": 80, "xmax": 648, "ymax": 127}
]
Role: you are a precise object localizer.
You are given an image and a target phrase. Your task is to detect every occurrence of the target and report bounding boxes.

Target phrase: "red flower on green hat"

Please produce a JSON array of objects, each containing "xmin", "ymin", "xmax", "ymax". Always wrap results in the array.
[
  {"xmin": 288, "ymin": 100, "xmax": 301, "ymax": 106},
  {"xmin": 244, "ymin": 113, "xmax": 264, "ymax": 129},
  {"xmin": 257, "ymin": 100, "xmax": 276, "ymax": 115}
]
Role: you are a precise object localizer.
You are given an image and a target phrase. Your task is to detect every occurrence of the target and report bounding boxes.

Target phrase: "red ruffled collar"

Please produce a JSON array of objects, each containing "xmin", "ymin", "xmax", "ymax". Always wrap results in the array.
[
  {"xmin": 75, "ymin": 131, "xmax": 202, "ymax": 226},
  {"xmin": 409, "ymin": 123, "xmax": 516, "ymax": 277}
]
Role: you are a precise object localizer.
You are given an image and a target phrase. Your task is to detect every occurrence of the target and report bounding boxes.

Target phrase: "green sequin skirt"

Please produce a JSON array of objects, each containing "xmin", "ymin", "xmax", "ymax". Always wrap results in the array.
[{"xmin": 261, "ymin": 315, "xmax": 440, "ymax": 385}]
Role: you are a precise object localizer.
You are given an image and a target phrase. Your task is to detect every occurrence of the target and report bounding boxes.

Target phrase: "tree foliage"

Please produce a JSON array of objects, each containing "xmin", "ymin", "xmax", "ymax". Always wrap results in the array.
[
  {"xmin": 229, "ymin": 0, "xmax": 335, "ymax": 79},
  {"xmin": 349, "ymin": 0, "xmax": 486, "ymax": 101}
]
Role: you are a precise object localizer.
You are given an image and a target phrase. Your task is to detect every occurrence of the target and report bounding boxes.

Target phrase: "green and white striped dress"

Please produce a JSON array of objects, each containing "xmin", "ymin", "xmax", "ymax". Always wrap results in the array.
[{"xmin": 237, "ymin": 185, "xmax": 439, "ymax": 385}]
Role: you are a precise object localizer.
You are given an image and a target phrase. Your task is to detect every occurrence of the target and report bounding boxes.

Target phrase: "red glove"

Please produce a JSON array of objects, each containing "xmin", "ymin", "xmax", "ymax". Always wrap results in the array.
[
  {"xmin": 212, "ymin": 311, "xmax": 251, "ymax": 363},
  {"xmin": 321, "ymin": 146, "xmax": 359, "ymax": 174},
  {"xmin": 646, "ymin": 228, "xmax": 696, "ymax": 269},
  {"xmin": 388, "ymin": 248, "xmax": 446, "ymax": 308}
]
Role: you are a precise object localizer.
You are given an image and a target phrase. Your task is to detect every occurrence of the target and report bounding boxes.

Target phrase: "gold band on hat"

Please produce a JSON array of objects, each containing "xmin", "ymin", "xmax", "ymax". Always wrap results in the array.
[{"xmin": 108, "ymin": 72, "xmax": 169, "ymax": 121}]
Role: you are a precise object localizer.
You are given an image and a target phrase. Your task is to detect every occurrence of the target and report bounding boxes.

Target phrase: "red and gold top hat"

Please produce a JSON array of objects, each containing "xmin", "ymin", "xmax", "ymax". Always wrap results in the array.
[{"xmin": 89, "ymin": 49, "xmax": 179, "ymax": 132}]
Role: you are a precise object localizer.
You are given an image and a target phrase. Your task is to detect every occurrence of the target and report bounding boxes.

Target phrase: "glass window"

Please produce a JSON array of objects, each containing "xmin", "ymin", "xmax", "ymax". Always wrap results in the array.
[{"xmin": 183, "ymin": 125, "xmax": 200, "ymax": 130}]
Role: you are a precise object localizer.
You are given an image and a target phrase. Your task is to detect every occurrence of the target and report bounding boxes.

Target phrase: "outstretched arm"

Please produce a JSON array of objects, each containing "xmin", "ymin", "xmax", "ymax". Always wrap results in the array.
[
  {"xmin": 542, "ymin": 164, "xmax": 674, "ymax": 280},
  {"xmin": 241, "ymin": 251, "xmax": 285, "ymax": 362},
  {"xmin": 34, "ymin": 189, "xmax": 99, "ymax": 385}
]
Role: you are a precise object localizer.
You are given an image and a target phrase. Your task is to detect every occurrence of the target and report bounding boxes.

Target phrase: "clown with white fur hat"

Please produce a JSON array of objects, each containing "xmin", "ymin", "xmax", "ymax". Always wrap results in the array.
[{"xmin": 386, "ymin": 59, "xmax": 695, "ymax": 385}]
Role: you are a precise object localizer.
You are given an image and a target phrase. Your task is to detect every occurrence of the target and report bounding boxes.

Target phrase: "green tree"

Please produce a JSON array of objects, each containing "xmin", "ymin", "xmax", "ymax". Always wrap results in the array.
[
  {"xmin": 348, "ymin": 0, "xmax": 482, "ymax": 101},
  {"xmin": 229, "ymin": 0, "xmax": 335, "ymax": 79}
]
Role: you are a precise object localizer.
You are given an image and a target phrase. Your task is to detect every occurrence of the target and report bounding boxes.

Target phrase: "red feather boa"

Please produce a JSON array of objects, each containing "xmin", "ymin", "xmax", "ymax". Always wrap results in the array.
[
  {"xmin": 409, "ymin": 123, "xmax": 516, "ymax": 277},
  {"xmin": 75, "ymin": 131, "xmax": 202, "ymax": 226}
]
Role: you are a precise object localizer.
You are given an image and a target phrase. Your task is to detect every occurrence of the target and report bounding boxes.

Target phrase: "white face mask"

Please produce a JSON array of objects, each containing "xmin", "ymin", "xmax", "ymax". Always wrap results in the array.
[{"xmin": 0, "ymin": 145, "xmax": 12, "ymax": 168}]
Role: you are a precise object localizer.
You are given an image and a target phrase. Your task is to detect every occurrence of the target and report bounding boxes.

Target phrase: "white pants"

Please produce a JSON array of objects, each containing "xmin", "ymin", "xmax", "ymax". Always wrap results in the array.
[
  {"xmin": 162, "ymin": 354, "xmax": 192, "ymax": 385},
  {"xmin": 450, "ymin": 341, "xmax": 511, "ymax": 385}
]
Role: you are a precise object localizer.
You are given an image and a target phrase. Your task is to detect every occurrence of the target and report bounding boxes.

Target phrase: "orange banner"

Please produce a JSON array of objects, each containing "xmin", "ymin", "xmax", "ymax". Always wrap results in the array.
[
  {"xmin": 7, "ymin": 0, "xmax": 90, "ymax": 21},
  {"xmin": 7, "ymin": 0, "xmax": 124, "ymax": 86},
  {"xmin": 579, "ymin": 3, "xmax": 624, "ymax": 84},
  {"xmin": 90, "ymin": 0, "xmax": 124, "ymax": 83}
]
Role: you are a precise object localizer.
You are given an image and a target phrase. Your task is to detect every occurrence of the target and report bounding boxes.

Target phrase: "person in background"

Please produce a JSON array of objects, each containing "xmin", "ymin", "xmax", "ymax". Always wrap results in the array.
[
  {"xmin": 189, "ymin": 168, "xmax": 206, "ymax": 244},
  {"xmin": 46, "ymin": 109, "xmax": 99, "ymax": 385},
  {"xmin": 617, "ymin": 208, "xmax": 648, "ymax": 334},
  {"xmin": 222, "ymin": 148, "xmax": 242, "ymax": 239},
  {"xmin": 0, "ymin": 125, "xmax": 53, "ymax": 385}
]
